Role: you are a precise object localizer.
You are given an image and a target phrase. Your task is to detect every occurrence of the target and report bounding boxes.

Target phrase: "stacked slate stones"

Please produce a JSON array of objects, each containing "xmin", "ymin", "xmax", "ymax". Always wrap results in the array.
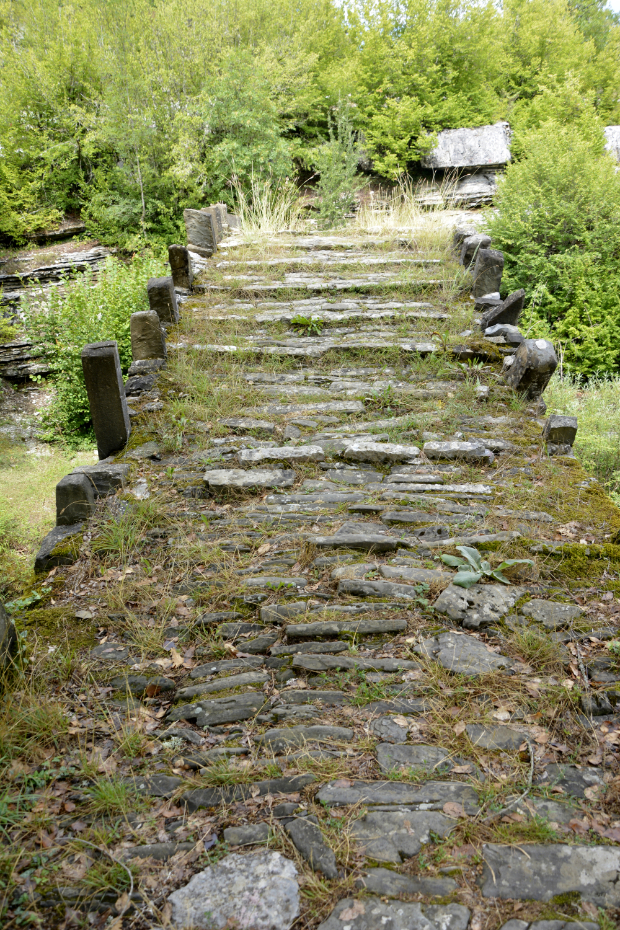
[{"xmin": 27, "ymin": 196, "xmax": 619, "ymax": 930}]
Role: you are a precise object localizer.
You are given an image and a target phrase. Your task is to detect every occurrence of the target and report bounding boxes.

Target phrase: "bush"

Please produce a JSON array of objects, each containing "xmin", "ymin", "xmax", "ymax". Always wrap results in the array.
[
  {"xmin": 487, "ymin": 121, "xmax": 620, "ymax": 377},
  {"xmin": 313, "ymin": 100, "xmax": 364, "ymax": 229},
  {"xmin": 22, "ymin": 253, "xmax": 166, "ymax": 443}
]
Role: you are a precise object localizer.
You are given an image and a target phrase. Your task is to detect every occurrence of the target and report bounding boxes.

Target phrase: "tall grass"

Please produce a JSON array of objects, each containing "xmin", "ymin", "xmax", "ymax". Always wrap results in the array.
[
  {"xmin": 353, "ymin": 175, "xmax": 456, "ymax": 254},
  {"xmin": 233, "ymin": 176, "xmax": 305, "ymax": 239},
  {"xmin": 545, "ymin": 372, "xmax": 620, "ymax": 501}
]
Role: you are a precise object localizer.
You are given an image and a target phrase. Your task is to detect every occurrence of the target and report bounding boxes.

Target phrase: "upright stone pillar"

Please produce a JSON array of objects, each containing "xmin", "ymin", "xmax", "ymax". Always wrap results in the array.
[
  {"xmin": 503, "ymin": 338, "xmax": 557, "ymax": 399},
  {"xmin": 56, "ymin": 473, "xmax": 96, "ymax": 525},
  {"xmin": 168, "ymin": 244, "xmax": 193, "ymax": 290},
  {"xmin": 131, "ymin": 310, "xmax": 166, "ymax": 361},
  {"xmin": 81, "ymin": 341, "xmax": 131, "ymax": 459},
  {"xmin": 472, "ymin": 248, "xmax": 504, "ymax": 297},
  {"xmin": 184, "ymin": 209, "xmax": 217, "ymax": 257},
  {"xmin": 215, "ymin": 203, "xmax": 228, "ymax": 229},
  {"xmin": 480, "ymin": 289, "xmax": 525, "ymax": 331},
  {"xmin": 461, "ymin": 234, "xmax": 491, "ymax": 268},
  {"xmin": 147, "ymin": 277, "xmax": 179, "ymax": 324},
  {"xmin": 202, "ymin": 206, "xmax": 223, "ymax": 243}
]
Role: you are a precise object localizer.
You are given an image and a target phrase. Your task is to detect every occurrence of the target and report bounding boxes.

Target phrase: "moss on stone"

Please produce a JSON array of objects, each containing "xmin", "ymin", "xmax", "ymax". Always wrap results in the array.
[{"xmin": 18, "ymin": 606, "xmax": 97, "ymax": 649}]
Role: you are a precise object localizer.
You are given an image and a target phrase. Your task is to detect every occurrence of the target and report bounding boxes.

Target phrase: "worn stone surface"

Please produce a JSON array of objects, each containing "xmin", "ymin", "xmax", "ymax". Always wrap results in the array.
[
  {"xmin": 434, "ymin": 583, "xmax": 524, "ymax": 629},
  {"xmin": 81, "ymin": 341, "xmax": 131, "ymax": 459},
  {"xmin": 466, "ymin": 724, "xmax": 524, "ymax": 750},
  {"xmin": 184, "ymin": 208, "xmax": 217, "ymax": 257},
  {"xmin": 520, "ymin": 599, "xmax": 583, "ymax": 629},
  {"xmin": 285, "ymin": 818, "xmax": 338, "ymax": 878},
  {"xmin": 56, "ymin": 473, "xmax": 96, "ymax": 526},
  {"xmin": 168, "ymin": 244, "xmax": 193, "ymax": 289},
  {"xmin": 423, "ymin": 121, "xmax": 511, "ymax": 168},
  {"xmin": 318, "ymin": 899, "xmax": 470, "ymax": 930},
  {"xmin": 286, "ymin": 617, "xmax": 407, "ymax": 639},
  {"xmin": 376, "ymin": 743, "xmax": 455, "ymax": 774},
  {"xmin": 168, "ymin": 850, "xmax": 299, "ymax": 929},
  {"xmin": 257, "ymin": 725, "xmax": 354, "ymax": 751},
  {"xmin": 168, "ymin": 691, "xmax": 267, "ymax": 726},
  {"xmin": 369, "ymin": 716, "xmax": 409, "ymax": 743},
  {"xmin": 504, "ymin": 338, "xmax": 557, "ymax": 398},
  {"xmin": 70, "ymin": 462, "xmax": 129, "ymax": 496},
  {"xmin": 175, "ymin": 670, "xmax": 269, "ymax": 700},
  {"xmin": 356, "ymin": 867, "xmax": 457, "ymax": 898},
  {"xmin": 461, "ymin": 234, "xmax": 491, "ymax": 268},
  {"xmin": 147, "ymin": 276, "xmax": 179, "ymax": 324},
  {"xmin": 204, "ymin": 468, "xmax": 295, "ymax": 490},
  {"xmin": 0, "ymin": 600, "xmax": 17, "ymax": 669},
  {"xmin": 472, "ymin": 248, "xmax": 504, "ymax": 298},
  {"xmin": 317, "ymin": 779, "xmax": 479, "ymax": 812},
  {"xmin": 480, "ymin": 843, "xmax": 620, "ymax": 906},
  {"xmin": 423, "ymin": 440, "xmax": 493, "ymax": 463},
  {"xmin": 223, "ymin": 822, "xmax": 271, "ymax": 846},
  {"xmin": 131, "ymin": 310, "xmax": 167, "ymax": 361},
  {"xmin": 480, "ymin": 289, "xmax": 525, "ymax": 330},
  {"xmin": 238, "ymin": 445, "xmax": 324, "ymax": 465},
  {"xmin": 220, "ymin": 417, "xmax": 275, "ymax": 434},
  {"xmin": 182, "ymin": 774, "xmax": 316, "ymax": 812},
  {"xmin": 536, "ymin": 763, "xmax": 605, "ymax": 798},
  {"xmin": 416, "ymin": 631, "xmax": 511, "ymax": 675},
  {"xmin": 352, "ymin": 810, "xmax": 455, "ymax": 862},
  {"xmin": 343, "ymin": 441, "xmax": 420, "ymax": 464},
  {"xmin": 542, "ymin": 414, "xmax": 577, "ymax": 446},
  {"xmin": 34, "ymin": 523, "xmax": 83, "ymax": 573}
]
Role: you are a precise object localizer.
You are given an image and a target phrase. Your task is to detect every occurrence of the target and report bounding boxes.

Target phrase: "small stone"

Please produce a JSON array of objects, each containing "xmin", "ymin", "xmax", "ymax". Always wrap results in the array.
[
  {"xmin": 520, "ymin": 599, "xmax": 583, "ymax": 629},
  {"xmin": 131, "ymin": 310, "xmax": 167, "ymax": 361},
  {"xmin": 472, "ymin": 248, "xmax": 504, "ymax": 298},
  {"xmin": 286, "ymin": 617, "xmax": 407, "ymax": 640},
  {"xmin": 352, "ymin": 809, "xmax": 454, "ymax": 863},
  {"xmin": 168, "ymin": 850, "xmax": 299, "ymax": 930},
  {"xmin": 204, "ymin": 468, "xmax": 295, "ymax": 490},
  {"xmin": 380, "ymin": 564, "xmax": 450, "ymax": 584},
  {"xmin": 70, "ymin": 462, "xmax": 129, "ymax": 496},
  {"xmin": 423, "ymin": 440, "xmax": 493, "ymax": 464},
  {"xmin": 338, "ymin": 578, "xmax": 435, "ymax": 600},
  {"xmin": 195, "ymin": 611, "xmax": 244, "ymax": 626},
  {"xmin": 377, "ymin": 743, "xmax": 455, "ymax": 774},
  {"xmin": 480, "ymin": 289, "xmax": 525, "ymax": 330},
  {"xmin": 34, "ymin": 523, "xmax": 83, "ymax": 573},
  {"xmin": 415, "ymin": 631, "xmax": 510, "ymax": 676},
  {"xmin": 356, "ymin": 867, "xmax": 457, "ymax": 898},
  {"xmin": 460, "ymin": 234, "xmax": 492, "ymax": 267},
  {"xmin": 127, "ymin": 774, "xmax": 182, "ymax": 798},
  {"xmin": 168, "ymin": 691, "xmax": 267, "ymax": 727},
  {"xmin": 0, "ymin": 600, "xmax": 17, "ymax": 671},
  {"xmin": 542, "ymin": 414, "xmax": 577, "ymax": 446},
  {"xmin": 89, "ymin": 642, "xmax": 130, "ymax": 662},
  {"xmin": 318, "ymin": 898, "xmax": 470, "ymax": 930},
  {"xmin": 504, "ymin": 339, "xmax": 557, "ymax": 399},
  {"xmin": 480, "ymin": 843, "xmax": 620, "ymax": 906},
  {"xmin": 238, "ymin": 445, "xmax": 324, "ymax": 465},
  {"xmin": 56, "ymin": 473, "xmax": 95, "ymax": 526},
  {"xmin": 168, "ymin": 244, "xmax": 193, "ymax": 290},
  {"xmin": 147, "ymin": 276, "xmax": 179, "ymax": 324},
  {"xmin": 343, "ymin": 441, "xmax": 420, "ymax": 464},
  {"xmin": 434, "ymin": 583, "xmax": 524, "ymax": 630},
  {"xmin": 257, "ymin": 725, "xmax": 354, "ymax": 752},
  {"xmin": 536, "ymin": 763, "xmax": 604, "ymax": 799},
  {"xmin": 283, "ymin": 424, "xmax": 301, "ymax": 440},
  {"xmin": 466, "ymin": 724, "xmax": 523, "ymax": 750},
  {"xmin": 285, "ymin": 818, "xmax": 338, "ymax": 878},
  {"xmin": 242, "ymin": 632, "xmax": 280, "ymax": 654},
  {"xmin": 128, "ymin": 440, "xmax": 161, "ymax": 460},
  {"xmin": 220, "ymin": 417, "xmax": 276, "ymax": 435},
  {"xmin": 484, "ymin": 323, "xmax": 524, "ymax": 346},
  {"xmin": 369, "ymin": 716, "xmax": 409, "ymax": 743},
  {"xmin": 223, "ymin": 822, "xmax": 271, "ymax": 846}
]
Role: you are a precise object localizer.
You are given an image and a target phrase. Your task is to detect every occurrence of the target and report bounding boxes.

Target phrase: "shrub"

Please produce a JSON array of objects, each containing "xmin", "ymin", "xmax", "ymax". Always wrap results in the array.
[
  {"xmin": 487, "ymin": 121, "xmax": 620, "ymax": 377},
  {"xmin": 21, "ymin": 253, "xmax": 166, "ymax": 443},
  {"xmin": 313, "ymin": 100, "xmax": 364, "ymax": 229}
]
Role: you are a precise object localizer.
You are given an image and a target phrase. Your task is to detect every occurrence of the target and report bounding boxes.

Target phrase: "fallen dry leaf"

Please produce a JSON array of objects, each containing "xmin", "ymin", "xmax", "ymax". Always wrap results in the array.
[
  {"xmin": 453, "ymin": 721, "xmax": 466, "ymax": 735},
  {"xmin": 170, "ymin": 647, "xmax": 185, "ymax": 668},
  {"xmin": 340, "ymin": 902, "xmax": 365, "ymax": 921},
  {"xmin": 443, "ymin": 801, "xmax": 466, "ymax": 818}
]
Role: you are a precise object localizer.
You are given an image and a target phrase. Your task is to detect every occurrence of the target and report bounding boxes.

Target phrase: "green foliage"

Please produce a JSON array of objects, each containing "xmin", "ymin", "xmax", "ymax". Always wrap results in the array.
[
  {"xmin": 0, "ymin": 318, "xmax": 17, "ymax": 344},
  {"xmin": 313, "ymin": 99, "xmax": 364, "ymax": 228},
  {"xmin": 487, "ymin": 120, "xmax": 620, "ymax": 377},
  {"xmin": 291, "ymin": 315, "xmax": 324, "ymax": 335},
  {"xmin": 21, "ymin": 254, "xmax": 165, "ymax": 442},
  {"xmin": 441, "ymin": 546, "xmax": 533, "ymax": 588}
]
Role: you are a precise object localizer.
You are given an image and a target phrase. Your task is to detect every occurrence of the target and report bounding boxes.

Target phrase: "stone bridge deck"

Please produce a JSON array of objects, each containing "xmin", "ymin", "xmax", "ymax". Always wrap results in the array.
[{"xmin": 16, "ymin": 226, "xmax": 620, "ymax": 929}]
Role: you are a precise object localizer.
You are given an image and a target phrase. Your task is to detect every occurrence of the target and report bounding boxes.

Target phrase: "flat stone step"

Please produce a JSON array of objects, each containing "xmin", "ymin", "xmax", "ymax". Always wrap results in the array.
[
  {"xmin": 256, "ymin": 725, "xmax": 354, "ymax": 751},
  {"xmin": 215, "ymin": 253, "xmax": 440, "ymax": 268},
  {"xmin": 316, "ymin": 779, "xmax": 480, "ymax": 812},
  {"xmin": 306, "ymin": 533, "xmax": 414, "ymax": 553},
  {"xmin": 317, "ymin": 898, "xmax": 470, "ymax": 930},
  {"xmin": 175, "ymin": 671, "xmax": 269, "ymax": 700},
  {"xmin": 480, "ymin": 843, "xmax": 620, "ymax": 906},
  {"xmin": 286, "ymin": 617, "xmax": 408, "ymax": 640},
  {"xmin": 292, "ymin": 655, "xmax": 419, "ymax": 672},
  {"xmin": 182, "ymin": 774, "xmax": 316, "ymax": 812},
  {"xmin": 250, "ymin": 400, "xmax": 364, "ymax": 417},
  {"xmin": 198, "ymin": 274, "xmax": 441, "ymax": 295}
]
